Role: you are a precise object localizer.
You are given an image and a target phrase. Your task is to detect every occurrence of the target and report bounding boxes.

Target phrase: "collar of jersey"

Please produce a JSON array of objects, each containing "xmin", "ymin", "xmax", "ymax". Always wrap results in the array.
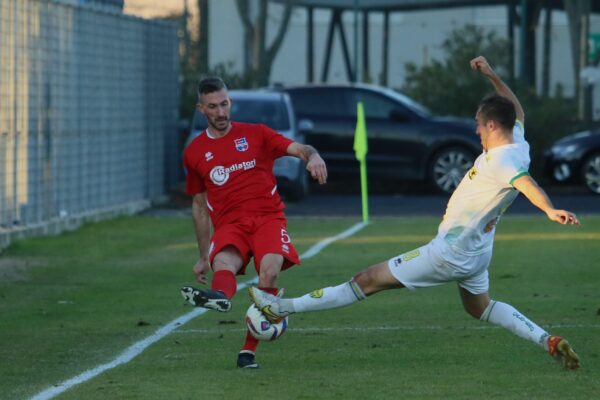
[
  {"xmin": 205, "ymin": 128, "xmax": 231, "ymax": 140},
  {"xmin": 486, "ymin": 141, "xmax": 519, "ymax": 153}
]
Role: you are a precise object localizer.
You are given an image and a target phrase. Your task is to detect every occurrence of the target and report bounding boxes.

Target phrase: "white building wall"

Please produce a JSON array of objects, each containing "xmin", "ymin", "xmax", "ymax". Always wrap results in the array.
[
  {"xmin": 209, "ymin": 1, "xmax": 600, "ymax": 98},
  {"xmin": 208, "ymin": 0, "xmax": 245, "ymax": 74}
]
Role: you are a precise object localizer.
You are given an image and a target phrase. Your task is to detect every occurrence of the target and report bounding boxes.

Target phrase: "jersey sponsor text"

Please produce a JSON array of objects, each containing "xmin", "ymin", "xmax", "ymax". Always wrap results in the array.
[{"xmin": 209, "ymin": 159, "xmax": 257, "ymax": 186}]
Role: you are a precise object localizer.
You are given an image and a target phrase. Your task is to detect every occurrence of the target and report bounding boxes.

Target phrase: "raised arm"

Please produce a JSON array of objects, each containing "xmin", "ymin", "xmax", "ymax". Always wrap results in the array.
[
  {"xmin": 470, "ymin": 56, "xmax": 525, "ymax": 123},
  {"xmin": 512, "ymin": 175, "xmax": 580, "ymax": 225},
  {"xmin": 287, "ymin": 142, "xmax": 328, "ymax": 184}
]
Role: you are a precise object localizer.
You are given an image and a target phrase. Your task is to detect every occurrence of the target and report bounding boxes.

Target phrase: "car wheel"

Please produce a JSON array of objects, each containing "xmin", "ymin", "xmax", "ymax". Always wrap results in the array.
[
  {"xmin": 428, "ymin": 147, "xmax": 475, "ymax": 194},
  {"xmin": 582, "ymin": 152, "xmax": 600, "ymax": 194}
]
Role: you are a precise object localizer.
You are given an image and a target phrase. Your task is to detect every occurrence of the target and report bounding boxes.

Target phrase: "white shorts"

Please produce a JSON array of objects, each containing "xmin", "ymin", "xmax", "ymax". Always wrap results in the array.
[{"xmin": 387, "ymin": 238, "xmax": 492, "ymax": 295}]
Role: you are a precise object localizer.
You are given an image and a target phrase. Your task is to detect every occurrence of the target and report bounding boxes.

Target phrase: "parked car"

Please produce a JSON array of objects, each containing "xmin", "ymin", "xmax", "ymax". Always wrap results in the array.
[
  {"xmin": 543, "ymin": 129, "xmax": 600, "ymax": 194},
  {"xmin": 187, "ymin": 90, "xmax": 311, "ymax": 201},
  {"xmin": 280, "ymin": 84, "xmax": 480, "ymax": 193}
]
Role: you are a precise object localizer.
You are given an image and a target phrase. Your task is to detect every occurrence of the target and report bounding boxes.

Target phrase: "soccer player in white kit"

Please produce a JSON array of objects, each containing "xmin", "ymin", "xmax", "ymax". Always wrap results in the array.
[{"xmin": 249, "ymin": 56, "xmax": 581, "ymax": 369}]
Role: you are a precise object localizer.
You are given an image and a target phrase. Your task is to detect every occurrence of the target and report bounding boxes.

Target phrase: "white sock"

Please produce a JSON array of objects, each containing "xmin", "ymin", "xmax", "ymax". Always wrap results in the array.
[
  {"xmin": 286, "ymin": 280, "xmax": 366, "ymax": 313},
  {"xmin": 480, "ymin": 300, "xmax": 549, "ymax": 349}
]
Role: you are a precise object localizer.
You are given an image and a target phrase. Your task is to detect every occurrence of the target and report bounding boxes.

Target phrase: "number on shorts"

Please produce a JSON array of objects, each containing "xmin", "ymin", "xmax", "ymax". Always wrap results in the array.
[{"xmin": 281, "ymin": 228, "xmax": 291, "ymax": 244}]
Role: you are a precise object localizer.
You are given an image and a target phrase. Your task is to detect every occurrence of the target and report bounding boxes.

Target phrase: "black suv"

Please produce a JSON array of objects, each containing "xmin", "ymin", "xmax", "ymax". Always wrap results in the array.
[
  {"xmin": 282, "ymin": 84, "xmax": 480, "ymax": 193},
  {"xmin": 544, "ymin": 128, "xmax": 600, "ymax": 194}
]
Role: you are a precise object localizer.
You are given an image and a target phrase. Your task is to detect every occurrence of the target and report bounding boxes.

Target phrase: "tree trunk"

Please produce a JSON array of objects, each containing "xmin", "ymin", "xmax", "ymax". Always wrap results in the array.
[
  {"xmin": 235, "ymin": 0, "xmax": 293, "ymax": 87},
  {"xmin": 507, "ymin": 1, "xmax": 515, "ymax": 86},
  {"xmin": 181, "ymin": 0, "xmax": 190, "ymax": 67},
  {"xmin": 541, "ymin": 0, "xmax": 552, "ymax": 96},
  {"xmin": 252, "ymin": 0, "xmax": 268, "ymax": 86},
  {"xmin": 198, "ymin": 0, "xmax": 209, "ymax": 73},
  {"xmin": 523, "ymin": 1, "xmax": 541, "ymax": 89},
  {"xmin": 235, "ymin": 0, "xmax": 254, "ymax": 73},
  {"xmin": 564, "ymin": 0, "xmax": 591, "ymax": 119}
]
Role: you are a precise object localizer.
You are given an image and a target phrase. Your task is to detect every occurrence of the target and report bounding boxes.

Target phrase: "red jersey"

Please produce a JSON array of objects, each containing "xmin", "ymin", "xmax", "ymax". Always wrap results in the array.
[{"xmin": 183, "ymin": 122, "xmax": 294, "ymax": 228}]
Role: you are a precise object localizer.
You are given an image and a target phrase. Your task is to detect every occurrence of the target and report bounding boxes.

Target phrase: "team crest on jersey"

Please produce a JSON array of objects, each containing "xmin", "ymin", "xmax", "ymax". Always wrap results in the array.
[
  {"xmin": 234, "ymin": 138, "xmax": 249, "ymax": 152},
  {"xmin": 468, "ymin": 166, "xmax": 478, "ymax": 180}
]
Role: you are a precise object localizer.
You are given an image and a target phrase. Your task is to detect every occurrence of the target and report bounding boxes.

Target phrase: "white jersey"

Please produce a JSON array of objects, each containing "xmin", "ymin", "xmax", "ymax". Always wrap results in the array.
[{"xmin": 437, "ymin": 121, "xmax": 530, "ymax": 255}]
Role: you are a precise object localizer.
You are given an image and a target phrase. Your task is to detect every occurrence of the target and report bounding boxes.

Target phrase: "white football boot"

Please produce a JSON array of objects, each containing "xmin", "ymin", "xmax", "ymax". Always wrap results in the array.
[{"xmin": 248, "ymin": 287, "xmax": 292, "ymax": 322}]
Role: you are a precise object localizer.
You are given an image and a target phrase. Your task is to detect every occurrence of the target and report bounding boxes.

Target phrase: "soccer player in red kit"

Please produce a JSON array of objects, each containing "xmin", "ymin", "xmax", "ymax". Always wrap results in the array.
[{"xmin": 180, "ymin": 77, "xmax": 327, "ymax": 368}]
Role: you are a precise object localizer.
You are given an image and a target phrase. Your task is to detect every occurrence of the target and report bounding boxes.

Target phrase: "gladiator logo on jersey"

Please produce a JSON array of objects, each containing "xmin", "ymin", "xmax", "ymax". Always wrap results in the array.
[
  {"xmin": 234, "ymin": 138, "xmax": 249, "ymax": 152},
  {"xmin": 209, "ymin": 159, "xmax": 256, "ymax": 186}
]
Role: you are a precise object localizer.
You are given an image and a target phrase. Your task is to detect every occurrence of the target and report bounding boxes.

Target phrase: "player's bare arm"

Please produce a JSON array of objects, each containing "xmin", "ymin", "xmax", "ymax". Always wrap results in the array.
[
  {"xmin": 191, "ymin": 192, "xmax": 212, "ymax": 283},
  {"xmin": 471, "ymin": 55, "xmax": 525, "ymax": 123},
  {"xmin": 287, "ymin": 142, "xmax": 328, "ymax": 184},
  {"xmin": 512, "ymin": 175, "xmax": 580, "ymax": 225}
]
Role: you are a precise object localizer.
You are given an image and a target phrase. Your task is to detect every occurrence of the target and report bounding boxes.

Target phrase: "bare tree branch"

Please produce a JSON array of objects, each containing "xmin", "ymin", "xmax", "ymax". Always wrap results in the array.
[
  {"xmin": 266, "ymin": 0, "xmax": 293, "ymax": 62},
  {"xmin": 234, "ymin": 0, "xmax": 293, "ymax": 86},
  {"xmin": 198, "ymin": 0, "xmax": 209, "ymax": 72},
  {"xmin": 254, "ymin": 0, "xmax": 268, "ymax": 70},
  {"xmin": 235, "ymin": 0, "xmax": 254, "ymax": 34}
]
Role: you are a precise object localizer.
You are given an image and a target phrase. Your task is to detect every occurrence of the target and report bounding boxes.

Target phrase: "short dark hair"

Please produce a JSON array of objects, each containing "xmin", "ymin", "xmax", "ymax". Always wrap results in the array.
[
  {"xmin": 477, "ymin": 94, "xmax": 516, "ymax": 131},
  {"xmin": 197, "ymin": 77, "xmax": 227, "ymax": 102}
]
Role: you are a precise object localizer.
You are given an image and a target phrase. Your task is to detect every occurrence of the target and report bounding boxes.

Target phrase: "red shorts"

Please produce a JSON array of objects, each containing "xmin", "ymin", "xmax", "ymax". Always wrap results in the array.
[{"xmin": 208, "ymin": 215, "xmax": 300, "ymax": 275}]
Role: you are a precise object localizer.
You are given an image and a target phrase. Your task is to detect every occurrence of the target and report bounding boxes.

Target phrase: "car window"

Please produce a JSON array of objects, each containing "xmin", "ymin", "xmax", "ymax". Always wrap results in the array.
[
  {"xmin": 287, "ymin": 89, "xmax": 345, "ymax": 117},
  {"xmin": 193, "ymin": 98, "xmax": 290, "ymax": 131},
  {"xmin": 342, "ymin": 89, "xmax": 403, "ymax": 120},
  {"xmin": 231, "ymin": 99, "xmax": 290, "ymax": 130},
  {"xmin": 385, "ymin": 88, "xmax": 432, "ymax": 118}
]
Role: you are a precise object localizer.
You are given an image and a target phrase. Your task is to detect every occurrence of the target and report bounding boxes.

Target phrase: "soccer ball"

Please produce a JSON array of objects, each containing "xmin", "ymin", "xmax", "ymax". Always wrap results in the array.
[{"xmin": 245, "ymin": 304, "xmax": 288, "ymax": 341}]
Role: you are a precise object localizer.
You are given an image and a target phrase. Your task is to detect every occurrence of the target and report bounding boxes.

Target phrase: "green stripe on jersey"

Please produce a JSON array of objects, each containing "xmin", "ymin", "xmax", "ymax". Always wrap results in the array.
[{"xmin": 509, "ymin": 171, "xmax": 529, "ymax": 186}]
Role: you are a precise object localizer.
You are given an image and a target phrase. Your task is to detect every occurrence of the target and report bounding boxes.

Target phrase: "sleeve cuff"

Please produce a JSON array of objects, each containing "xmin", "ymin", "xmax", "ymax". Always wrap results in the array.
[{"xmin": 509, "ymin": 171, "xmax": 529, "ymax": 186}]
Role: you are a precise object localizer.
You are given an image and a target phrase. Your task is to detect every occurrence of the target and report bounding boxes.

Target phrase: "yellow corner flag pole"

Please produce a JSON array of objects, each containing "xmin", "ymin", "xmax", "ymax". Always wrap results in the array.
[{"xmin": 354, "ymin": 102, "xmax": 369, "ymax": 224}]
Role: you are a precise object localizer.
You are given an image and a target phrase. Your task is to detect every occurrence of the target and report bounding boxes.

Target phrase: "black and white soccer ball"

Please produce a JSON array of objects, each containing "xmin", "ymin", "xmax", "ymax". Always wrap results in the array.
[{"xmin": 245, "ymin": 304, "xmax": 288, "ymax": 341}]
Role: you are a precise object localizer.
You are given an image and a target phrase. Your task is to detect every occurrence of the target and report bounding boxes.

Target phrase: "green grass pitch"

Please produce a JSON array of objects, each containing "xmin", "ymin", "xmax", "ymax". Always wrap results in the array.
[{"xmin": 1, "ymin": 215, "xmax": 599, "ymax": 399}]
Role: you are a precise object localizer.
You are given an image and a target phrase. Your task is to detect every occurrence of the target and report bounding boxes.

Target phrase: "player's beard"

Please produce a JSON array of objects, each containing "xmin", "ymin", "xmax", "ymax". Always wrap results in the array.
[{"xmin": 209, "ymin": 116, "xmax": 231, "ymax": 133}]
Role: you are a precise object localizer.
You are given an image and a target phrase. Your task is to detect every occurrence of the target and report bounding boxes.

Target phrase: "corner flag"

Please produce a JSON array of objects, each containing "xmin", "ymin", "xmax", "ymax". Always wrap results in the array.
[
  {"xmin": 354, "ymin": 102, "xmax": 368, "ymax": 161},
  {"xmin": 354, "ymin": 102, "xmax": 369, "ymax": 224}
]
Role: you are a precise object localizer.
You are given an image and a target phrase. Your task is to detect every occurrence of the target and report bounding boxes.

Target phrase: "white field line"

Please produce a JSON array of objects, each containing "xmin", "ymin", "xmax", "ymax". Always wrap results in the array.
[
  {"xmin": 30, "ymin": 222, "xmax": 367, "ymax": 400},
  {"xmin": 175, "ymin": 323, "xmax": 600, "ymax": 334},
  {"xmin": 300, "ymin": 222, "xmax": 367, "ymax": 259}
]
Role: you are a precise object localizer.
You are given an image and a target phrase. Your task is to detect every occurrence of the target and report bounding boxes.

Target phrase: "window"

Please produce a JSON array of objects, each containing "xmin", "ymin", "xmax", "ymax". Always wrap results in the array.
[
  {"xmin": 288, "ymin": 89, "xmax": 345, "ymax": 118},
  {"xmin": 231, "ymin": 99, "xmax": 290, "ymax": 130},
  {"xmin": 348, "ymin": 89, "xmax": 407, "ymax": 120},
  {"xmin": 193, "ymin": 98, "xmax": 290, "ymax": 131}
]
